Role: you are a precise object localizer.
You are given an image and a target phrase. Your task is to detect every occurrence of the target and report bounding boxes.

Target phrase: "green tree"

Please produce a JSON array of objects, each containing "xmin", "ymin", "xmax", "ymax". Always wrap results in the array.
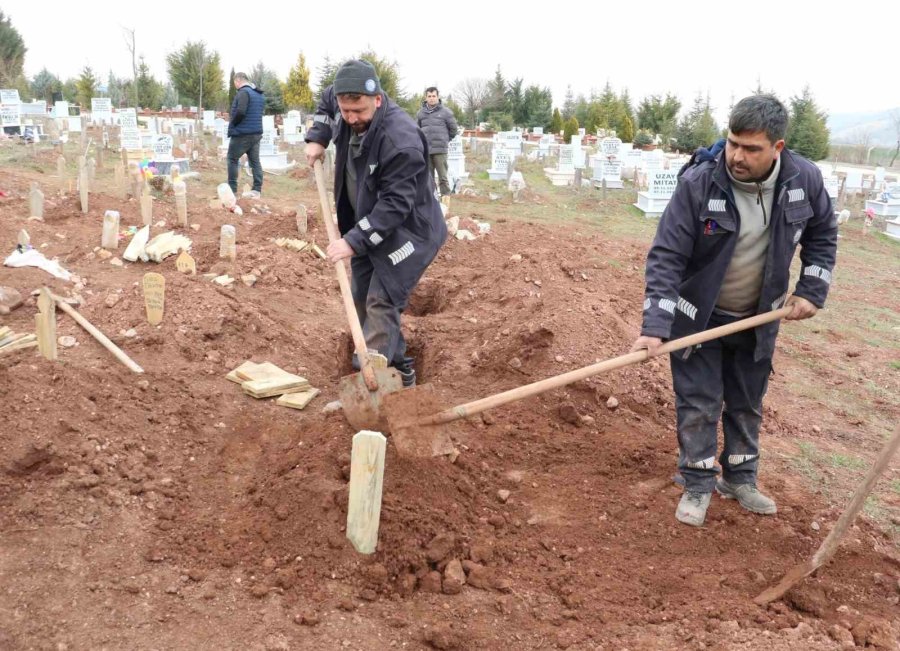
[
  {"xmin": 562, "ymin": 85, "xmax": 575, "ymax": 120},
  {"xmin": 637, "ymin": 93, "xmax": 681, "ymax": 144},
  {"xmin": 165, "ymin": 40, "xmax": 225, "ymax": 110},
  {"xmin": 563, "ymin": 116, "xmax": 579, "ymax": 143},
  {"xmin": 75, "ymin": 66, "xmax": 97, "ymax": 107},
  {"xmin": 0, "ymin": 10, "xmax": 26, "ymax": 87},
  {"xmin": 249, "ymin": 62, "xmax": 284, "ymax": 115},
  {"xmin": 444, "ymin": 95, "xmax": 465, "ymax": 125},
  {"xmin": 549, "ymin": 107, "xmax": 563, "ymax": 135},
  {"xmin": 228, "ymin": 67, "xmax": 236, "ymax": 107},
  {"xmin": 31, "ymin": 68, "xmax": 62, "ymax": 104},
  {"xmin": 61, "ymin": 78, "xmax": 77, "ymax": 104},
  {"xmin": 620, "ymin": 115, "xmax": 634, "ymax": 143},
  {"xmin": 283, "ymin": 52, "xmax": 314, "ymax": 111},
  {"xmin": 785, "ymin": 87, "xmax": 829, "ymax": 161},
  {"xmin": 521, "ymin": 85, "xmax": 553, "ymax": 129},
  {"xmin": 123, "ymin": 57, "xmax": 163, "ymax": 110},
  {"xmin": 106, "ymin": 70, "xmax": 127, "ymax": 107},
  {"xmin": 675, "ymin": 92, "xmax": 719, "ymax": 152},
  {"xmin": 162, "ymin": 83, "xmax": 178, "ymax": 108},
  {"xmin": 316, "ymin": 55, "xmax": 338, "ymax": 102}
]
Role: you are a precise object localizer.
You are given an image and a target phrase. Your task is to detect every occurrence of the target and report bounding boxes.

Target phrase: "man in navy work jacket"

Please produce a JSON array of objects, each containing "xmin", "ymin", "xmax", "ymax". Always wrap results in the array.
[
  {"xmin": 227, "ymin": 72, "xmax": 265, "ymax": 198},
  {"xmin": 631, "ymin": 94, "xmax": 837, "ymax": 527},
  {"xmin": 304, "ymin": 60, "xmax": 447, "ymax": 387}
]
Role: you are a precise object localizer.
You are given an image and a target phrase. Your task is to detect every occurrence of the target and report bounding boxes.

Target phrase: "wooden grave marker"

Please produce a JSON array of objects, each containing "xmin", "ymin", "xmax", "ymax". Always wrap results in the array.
[
  {"xmin": 296, "ymin": 203, "xmax": 308, "ymax": 235},
  {"xmin": 346, "ymin": 430, "xmax": 387, "ymax": 554},
  {"xmin": 35, "ymin": 288, "xmax": 57, "ymax": 361},
  {"xmin": 57, "ymin": 155, "xmax": 67, "ymax": 194},
  {"xmin": 220, "ymin": 225, "xmax": 236, "ymax": 260},
  {"xmin": 175, "ymin": 250, "xmax": 196, "ymax": 275},
  {"xmin": 140, "ymin": 189, "xmax": 153, "ymax": 226},
  {"xmin": 29, "ymin": 183, "xmax": 44, "ymax": 220},
  {"xmin": 101, "ymin": 210, "xmax": 120, "ymax": 249},
  {"xmin": 142, "ymin": 272, "xmax": 165, "ymax": 326}
]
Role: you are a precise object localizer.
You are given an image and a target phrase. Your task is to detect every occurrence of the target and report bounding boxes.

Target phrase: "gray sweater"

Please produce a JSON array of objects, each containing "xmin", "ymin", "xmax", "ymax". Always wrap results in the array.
[{"xmin": 717, "ymin": 156, "xmax": 782, "ymax": 315}]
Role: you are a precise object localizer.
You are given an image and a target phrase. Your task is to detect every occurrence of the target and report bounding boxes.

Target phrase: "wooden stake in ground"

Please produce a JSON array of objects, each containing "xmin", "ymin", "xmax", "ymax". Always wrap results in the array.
[
  {"xmin": 96, "ymin": 147, "xmax": 104, "ymax": 170},
  {"xmin": 57, "ymin": 155, "xmax": 67, "ymax": 195},
  {"xmin": 101, "ymin": 210, "xmax": 120, "ymax": 249},
  {"xmin": 114, "ymin": 161, "xmax": 126, "ymax": 200},
  {"xmin": 755, "ymin": 424, "xmax": 900, "ymax": 605},
  {"xmin": 173, "ymin": 170, "xmax": 188, "ymax": 227},
  {"xmin": 29, "ymin": 183, "xmax": 44, "ymax": 220},
  {"xmin": 296, "ymin": 203, "xmax": 308, "ymax": 235},
  {"xmin": 346, "ymin": 430, "xmax": 387, "ymax": 554},
  {"xmin": 128, "ymin": 161, "xmax": 142, "ymax": 199},
  {"xmin": 140, "ymin": 189, "xmax": 153, "ymax": 226},
  {"xmin": 87, "ymin": 157, "xmax": 96, "ymax": 185},
  {"xmin": 78, "ymin": 156, "xmax": 89, "ymax": 214},
  {"xmin": 35, "ymin": 288, "xmax": 57, "ymax": 361},
  {"xmin": 17, "ymin": 229, "xmax": 29, "ymax": 248},
  {"xmin": 52, "ymin": 294, "xmax": 143, "ymax": 373},
  {"xmin": 220, "ymin": 225, "xmax": 236, "ymax": 260},
  {"xmin": 142, "ymin": 272, "xmax": 165, "ymax": 326}
]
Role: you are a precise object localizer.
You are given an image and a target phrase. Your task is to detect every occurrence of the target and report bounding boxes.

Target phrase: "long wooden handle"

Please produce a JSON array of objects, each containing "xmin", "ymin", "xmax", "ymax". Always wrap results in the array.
[
  {"xmin": 53, "ymin": 297, "xmax": 144, "ymax": 374},
  {"xmin": 422, "ymin": 306, "xmax": 794, "ymax": 426},
  {"xmin": 313, "ymin": 159, "xmax": 378, "ymax": 391},
  {"xmin": 755, "ymin": 424, "xmax": 900, "ymax": 604}
]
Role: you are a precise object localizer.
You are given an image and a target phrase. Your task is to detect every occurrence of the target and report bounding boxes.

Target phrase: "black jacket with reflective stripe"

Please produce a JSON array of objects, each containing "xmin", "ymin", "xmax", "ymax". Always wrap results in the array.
[
  {"xmin": 641, "ymin": 148, "xmax": 837, "ymax": 360},
  {"xmin": 306, "ymin": 87, "xmax": 447, "ymax": 306}
]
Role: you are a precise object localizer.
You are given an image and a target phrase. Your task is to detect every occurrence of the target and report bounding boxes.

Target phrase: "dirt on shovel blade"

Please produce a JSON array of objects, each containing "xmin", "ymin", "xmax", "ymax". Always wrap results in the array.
[{"xmin": 384, "ymin": 383, "xmax": 456, "ymax": 457}]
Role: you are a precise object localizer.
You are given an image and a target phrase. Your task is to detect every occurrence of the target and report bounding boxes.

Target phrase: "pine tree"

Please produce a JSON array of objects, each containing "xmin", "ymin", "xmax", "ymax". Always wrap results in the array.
[
  {"xmin": 228, "ymin": 67, "xmax": 236, "ymax": 107},
  {"xmin": 283, "ymin": 52, "xmax": 314, "ymax": 111},
  {"xmin": 675, "ymin": 92, "xmax": 719, "ymax": 152},
  {"xmin": 620, "ymin": 115, "xmax": 634, "ymax": 143},
  {"xmin": 549, "ymin": 108, "xmax": 563, "ymax": 135},
  {"xmin": 562, "ymin": 85, "xmax": 575, "ymax": 120},
  {"xmin": 785, "ymin": 86, "xmax": 829, "ymax": 161},
  {"xmin": 0, "ymin": 10, "xmax": 26, "ymax": 87},
  {"xmin": 165, "ymin": 41, "xmax": 225, "ymax": 110},
  {"xmin": 563, "ymin": 116, "xmax": 579, "ymax": 144},
  {"xmin": 75, "ymin": 66, "xmax": 97, "ymax": 107},
  {"xmin": 249, "ymin": 62, "xmax": 285, "ymax": 115}
]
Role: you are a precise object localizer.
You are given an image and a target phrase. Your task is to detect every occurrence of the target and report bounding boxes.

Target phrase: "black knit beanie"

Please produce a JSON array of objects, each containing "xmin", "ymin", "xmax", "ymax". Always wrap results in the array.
[{"xmin": 333, "ymin": 60, "xmax": 382, "ymax": 96}]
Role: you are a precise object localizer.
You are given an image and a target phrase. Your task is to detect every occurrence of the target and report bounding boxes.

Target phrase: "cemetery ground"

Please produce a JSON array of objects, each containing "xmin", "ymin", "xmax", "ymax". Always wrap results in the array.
[{"xmin": 0, "ymin": 139, "xmax": 899, "ymax": 651}]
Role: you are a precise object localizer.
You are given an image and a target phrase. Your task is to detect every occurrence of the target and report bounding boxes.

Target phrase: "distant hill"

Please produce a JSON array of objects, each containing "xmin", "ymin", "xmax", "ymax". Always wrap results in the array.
[{"xmin": 827, "ymin": 108, "xmax": 898, "ymax": 146}]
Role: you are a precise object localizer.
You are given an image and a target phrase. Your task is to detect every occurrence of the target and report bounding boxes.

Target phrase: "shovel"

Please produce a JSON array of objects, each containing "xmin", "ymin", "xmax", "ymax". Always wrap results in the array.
[
  {"xmin": 754, "ymin": 423, "xmax": 900, "ymax": 604},
  {"xmin": 313, "ymin": 159, "xmax": 402, "ymax": 431},
  {"xmin": 385, "ymin": 306, "xmax": 794, "ymax": 457}
]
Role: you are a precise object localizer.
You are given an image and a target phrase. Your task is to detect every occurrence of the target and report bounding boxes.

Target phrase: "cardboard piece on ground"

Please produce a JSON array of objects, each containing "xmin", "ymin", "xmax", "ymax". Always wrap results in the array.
[
  {"xmin": 275, "ymin": 388, "xmax": 320, "ymax": 410},
  {"xmin": 175, "ymin": 250, "xmax": 196, "ymax": 275},
  {"xmin": 144, "ymin": 231, "xmax": 191, "ymax": 262},
  {"xmin": 346, "ymin": 430, "xmax": 387, "ymax": 554},
  {"xmin": 275, "ymin": 237, "xmax": 308, "ymax": 252},
  {"xmin": 310, "ymin": 244, "xmax": 326, "ymax": 260},
  {"xmin": 142, "ymin": 272, "xmax": 165, "ymax": 325},
  {"xmin": 226, "ymin": 361, "xmax": 261, "ymax": 384},
  {"xmin": 123, "ymin": 225, "xmax": 150, "ymax": 262}
]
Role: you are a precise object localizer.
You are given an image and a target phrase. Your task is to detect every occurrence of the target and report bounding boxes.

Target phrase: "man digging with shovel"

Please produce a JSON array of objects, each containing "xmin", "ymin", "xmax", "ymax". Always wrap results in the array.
[
  {"xmin": 305, "ymin": 60, "xmax": 447, "ymax": 389},
  {"xmin": 632, "ymin": 94, "xmax": 838, "ymax": 527}
]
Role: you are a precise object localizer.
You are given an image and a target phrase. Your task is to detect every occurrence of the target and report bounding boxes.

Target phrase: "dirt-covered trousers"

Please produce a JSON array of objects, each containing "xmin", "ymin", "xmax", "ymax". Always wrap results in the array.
[
  {"xmin": 670, "ymin": 310, "xmax": 773, "ymax": 493},
  {"xmin": 350, "ymin": 255, "xmax": 407, "ymax": 367}
]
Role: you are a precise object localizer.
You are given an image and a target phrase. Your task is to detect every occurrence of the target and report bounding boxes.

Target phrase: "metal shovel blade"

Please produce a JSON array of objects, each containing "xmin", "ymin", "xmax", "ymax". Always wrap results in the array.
[
  {"xmin": 338, "ymin": 367, "xmax": 403, "ymax": 432},
  {"xmin": 383, "ymin": 383, "xmax": 456, "ymax": 458}
]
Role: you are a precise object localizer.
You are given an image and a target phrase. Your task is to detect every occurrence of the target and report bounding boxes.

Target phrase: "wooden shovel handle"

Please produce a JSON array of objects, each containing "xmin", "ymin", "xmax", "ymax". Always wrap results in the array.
[
  {"xmin": 313, "ymin": 159, "xmax": 378, "ymax": 391},
  {"xmin": 423, "ymin": 306, "xmax": 794, "ymax": 426},
  {"xmin": 53, "ymin": 296, "xmax": 144, "ymax": 374}
]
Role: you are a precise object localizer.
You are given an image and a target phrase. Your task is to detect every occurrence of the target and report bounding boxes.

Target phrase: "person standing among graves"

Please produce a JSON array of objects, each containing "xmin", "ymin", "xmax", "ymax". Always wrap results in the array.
[
  {"xmin": 227, "ymin": 72, "xmax": 265, "ymax": 198},
  {"xmin": 304, "ymin": 60, "xmax": 447, "ymax": 387},
  {"xmin": 631, "ymin": 94, "xmax": 837, "ymax": 527},
  {"xmin": 416, "ymin": 87, "xmax": 459, "ymax": 197}
]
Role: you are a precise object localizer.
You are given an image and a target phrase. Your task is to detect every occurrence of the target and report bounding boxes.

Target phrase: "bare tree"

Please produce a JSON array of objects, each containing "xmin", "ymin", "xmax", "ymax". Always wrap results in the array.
[
  {"xmin": 454, "ymin": 78, "xmax": 489, "ymax": 127},
  {"xmin": 122, "ymin": 27, "xmax": 137, "ymax": 107},
  {"xmin": 890, "ymin": 109, "xmax": 900, "ymax": 168}
]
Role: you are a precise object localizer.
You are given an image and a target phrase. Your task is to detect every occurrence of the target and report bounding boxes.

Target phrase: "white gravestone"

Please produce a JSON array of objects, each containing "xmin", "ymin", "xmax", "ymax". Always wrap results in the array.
[
  {"xmin": 1, "ymin": 89, "xmax": 21, "ymax": 129},
  {"xmin": 447, "ymin": 136, "xmax": 468, "ymax": 186},
  {"xmin": 119, "ymin": 109, "xmax": 141, "ymax": 151},
  {"xmin": 488, "ymin": 145, "xmax": 512, "ymax": 180},
  {"xmin": 635, "ymin": 170, "xmax": 679, "ymax": 218},
  {"xmin": 91, "ymin": 98, "xmax": 112, "ymax": 125},
  {"xmin": 600, "ymin": 138, "xmax": 623, "ymax": 159},
  {"xmin": 152, "ymin": 134, "xmax": 174, "ymax": 162},
  {"xmin": 557, "ymin": 145, "xmax": 575, "ymax": 172},
  {"xmin": 594, "ymin": 161, "xmax": 624, "ymax": 189},
  {"xmin": 570, "ymin": 134, "xmax": 585, "ymax": 169}
]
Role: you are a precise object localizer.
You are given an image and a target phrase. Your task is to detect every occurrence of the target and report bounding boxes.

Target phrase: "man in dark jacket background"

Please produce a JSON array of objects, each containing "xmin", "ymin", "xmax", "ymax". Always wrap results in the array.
[
  {"xmin": 227, "ymin": 72, "xmax": 265, "ymax": 198},
  {"xmin": 304, "ymin": 60, "xmax": 447, "ymax": 387},
  {"xmin": 416, "ymin": 87, "xmax": 458, "ymax": 197},
  {"xmin": 631, "ymin": 94, "xmax": 837, "ymax": 527}
]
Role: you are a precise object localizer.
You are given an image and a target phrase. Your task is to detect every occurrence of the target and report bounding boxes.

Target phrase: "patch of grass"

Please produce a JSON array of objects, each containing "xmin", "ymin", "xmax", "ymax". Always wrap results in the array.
[
  {"xmin": 827, "ymin": 453, "xmax": 867, "ymax": 470},
  {"xmin": 891, "ymin": 480, "xmax": 900, "ymax": 495}
]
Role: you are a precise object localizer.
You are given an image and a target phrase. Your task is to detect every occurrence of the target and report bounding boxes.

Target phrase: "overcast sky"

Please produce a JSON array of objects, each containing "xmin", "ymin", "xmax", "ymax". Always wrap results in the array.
[{"xmin": 7, "ymin": 0, "xmax": 899, "ymax": 122}]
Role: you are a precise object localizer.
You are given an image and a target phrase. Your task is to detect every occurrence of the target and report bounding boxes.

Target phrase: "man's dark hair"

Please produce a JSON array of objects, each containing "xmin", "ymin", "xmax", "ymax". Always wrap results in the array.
[
  {"xmin": 425, "ymin": 87, "xmax": 439, "ymax": 95},
  {"xmin": 729, "ymin": 94, "xmax": 789, "ymax": 143}
]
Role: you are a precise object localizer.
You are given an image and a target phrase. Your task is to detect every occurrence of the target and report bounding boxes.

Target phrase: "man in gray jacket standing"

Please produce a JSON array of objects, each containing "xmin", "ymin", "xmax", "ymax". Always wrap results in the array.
[{"xmin": 416, "ymin": 87, "xmax": 458, "ymax": 197}]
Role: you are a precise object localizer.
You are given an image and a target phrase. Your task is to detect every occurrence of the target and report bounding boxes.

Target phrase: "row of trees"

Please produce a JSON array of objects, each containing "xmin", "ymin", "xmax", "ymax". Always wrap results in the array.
[{"xmin": 1, "ymin": 10, "xmax": 833, "ymax": 158}]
